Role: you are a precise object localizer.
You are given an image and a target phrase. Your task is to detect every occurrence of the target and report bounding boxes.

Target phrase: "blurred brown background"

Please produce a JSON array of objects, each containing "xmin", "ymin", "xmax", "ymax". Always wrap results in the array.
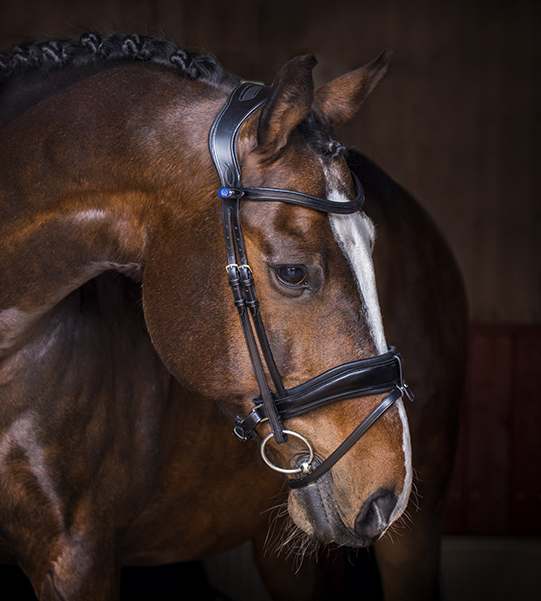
[{"xmin": 1, "ymin": 0, "xmax": 539, "ymax": 542}]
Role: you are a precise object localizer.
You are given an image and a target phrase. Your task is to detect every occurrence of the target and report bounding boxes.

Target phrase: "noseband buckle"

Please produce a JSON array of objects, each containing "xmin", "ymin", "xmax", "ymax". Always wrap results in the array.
[
  {"xmin": 399, "ymin": 383, "xmax": 415, "ymax": 403},
  {"xmin": 233, "ymin": 420, "xmax": 250, "ymax": 441}
]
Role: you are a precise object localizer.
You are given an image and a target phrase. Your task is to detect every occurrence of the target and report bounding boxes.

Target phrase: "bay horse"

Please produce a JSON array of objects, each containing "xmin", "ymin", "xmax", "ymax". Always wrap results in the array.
[{"xmin": 0, "ymin": 33, "xmax": 467, "ymax": 600}]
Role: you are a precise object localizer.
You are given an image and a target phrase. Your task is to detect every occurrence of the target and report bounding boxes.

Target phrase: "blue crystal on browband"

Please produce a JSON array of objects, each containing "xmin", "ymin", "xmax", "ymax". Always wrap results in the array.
[{"xmin": 218, "ymin": 186, "xmax": 234, "ymax": 199}]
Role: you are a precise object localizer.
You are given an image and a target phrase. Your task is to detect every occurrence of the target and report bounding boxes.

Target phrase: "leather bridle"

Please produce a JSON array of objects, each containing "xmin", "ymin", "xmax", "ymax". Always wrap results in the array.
[{"xmin": 209, "ymin": 82, "xmax": 413, "ymax": 489}]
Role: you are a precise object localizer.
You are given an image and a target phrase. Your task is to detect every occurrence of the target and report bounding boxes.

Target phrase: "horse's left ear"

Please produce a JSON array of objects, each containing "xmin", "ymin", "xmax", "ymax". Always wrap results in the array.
[{"xmin": 314, "ymin": 50, "xmax": 392, "ymax": 127}]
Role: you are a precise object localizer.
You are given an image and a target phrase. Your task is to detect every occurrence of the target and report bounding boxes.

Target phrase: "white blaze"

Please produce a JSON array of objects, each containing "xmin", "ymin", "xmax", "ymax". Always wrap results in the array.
[
  {"xmin": 324, "ymin": 163, "xmax": 412, "ymax": 524},
  {"xmin": 329, "ymin": 210, "xmax": 387, "ymax": 354}
]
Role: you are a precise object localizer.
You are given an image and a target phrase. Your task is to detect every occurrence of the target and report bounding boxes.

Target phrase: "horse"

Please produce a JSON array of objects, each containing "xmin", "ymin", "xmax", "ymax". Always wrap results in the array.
[{"xmin": 0, "ymin": 33, "xmax": 467, "ymax": 600}]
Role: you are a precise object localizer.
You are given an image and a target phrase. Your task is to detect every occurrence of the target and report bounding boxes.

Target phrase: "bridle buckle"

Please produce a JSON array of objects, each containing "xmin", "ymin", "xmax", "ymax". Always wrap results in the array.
[
  {"xmin": 400, "ymin": 383, "xmax": 415, "ymax": 403},
  {"xmin": 395, "ymin": 353, "xmax": 415, "ymax": 402},
  {"xmin": 233, "ymin": 424, "xmax": 249, "ymax": 441}
]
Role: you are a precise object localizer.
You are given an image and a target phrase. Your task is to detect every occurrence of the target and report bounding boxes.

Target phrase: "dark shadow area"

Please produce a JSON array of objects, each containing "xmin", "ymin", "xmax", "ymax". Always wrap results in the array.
[
  {"xmin": 343, "ymin": 548, "xmax": 383, "ymax": 601},
  {"xmin": 0, "ymin": 562, "xmax": 231, "ymax": 601}
]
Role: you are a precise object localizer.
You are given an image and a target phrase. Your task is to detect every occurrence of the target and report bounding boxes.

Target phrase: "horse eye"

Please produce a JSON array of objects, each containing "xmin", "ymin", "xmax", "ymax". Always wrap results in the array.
[{"xmin": 274, "ymin": 264, "xmax": 308, "ymax": 287}]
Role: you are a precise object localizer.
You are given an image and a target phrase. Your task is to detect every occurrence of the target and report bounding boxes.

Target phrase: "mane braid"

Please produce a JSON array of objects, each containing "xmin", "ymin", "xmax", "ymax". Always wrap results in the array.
[{"xmin": 0, "ymin": 32, "xmax": 229, "ymax": 87}]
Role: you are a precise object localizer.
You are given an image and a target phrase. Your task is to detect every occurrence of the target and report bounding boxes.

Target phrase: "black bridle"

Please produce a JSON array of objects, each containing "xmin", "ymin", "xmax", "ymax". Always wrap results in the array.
[{"xmin": 209, "ymin": 82, "xmax": 413, "ymax": 489}]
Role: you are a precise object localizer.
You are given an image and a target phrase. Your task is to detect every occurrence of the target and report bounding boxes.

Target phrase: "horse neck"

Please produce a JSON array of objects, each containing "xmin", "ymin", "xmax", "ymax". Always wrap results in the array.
[{"xmin": 0, "ymin": 65, "xmax": 226, "ymax": 355}]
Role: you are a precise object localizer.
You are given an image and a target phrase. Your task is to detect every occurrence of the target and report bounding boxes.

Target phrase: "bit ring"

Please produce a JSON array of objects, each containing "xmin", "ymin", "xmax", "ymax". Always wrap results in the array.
[{"xmin": 260, "ymin": 429, "xmax": 314, "ymax": 475}]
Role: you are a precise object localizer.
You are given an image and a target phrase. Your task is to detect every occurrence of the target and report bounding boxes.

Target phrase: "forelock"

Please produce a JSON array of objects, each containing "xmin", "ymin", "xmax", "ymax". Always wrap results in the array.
[{"xmin": 297, "ymin": 112, "xmax": 346, "ymax": 160}]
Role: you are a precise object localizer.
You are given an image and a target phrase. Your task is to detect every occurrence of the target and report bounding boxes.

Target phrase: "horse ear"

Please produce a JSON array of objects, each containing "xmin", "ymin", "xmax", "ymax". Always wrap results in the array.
[
  {"xmin": 314, "ymin": 50, "xmax": 392, "ymax": 127},
  {"xmin": 257, "ymin": 54, "xmax": 317, "ymax": 156}
]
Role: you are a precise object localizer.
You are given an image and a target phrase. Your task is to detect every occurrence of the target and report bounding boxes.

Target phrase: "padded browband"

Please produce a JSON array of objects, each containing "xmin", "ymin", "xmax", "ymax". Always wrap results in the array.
[{"xmin": 209, "ymin": 81, "xmax": 365, "ymax": 214}]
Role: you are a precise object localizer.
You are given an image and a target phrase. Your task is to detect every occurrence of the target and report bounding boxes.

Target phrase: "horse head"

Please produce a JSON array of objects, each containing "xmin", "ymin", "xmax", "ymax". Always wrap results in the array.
[{"xmin": 142, "ymin": 52, "xmax": 412, "ymax": 547}]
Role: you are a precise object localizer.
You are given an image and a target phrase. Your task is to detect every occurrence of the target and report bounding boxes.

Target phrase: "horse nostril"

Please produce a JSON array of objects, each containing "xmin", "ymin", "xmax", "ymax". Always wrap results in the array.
[{"xmin": 355, "ymin": 489, "xmax": 398, "ymax": 539}]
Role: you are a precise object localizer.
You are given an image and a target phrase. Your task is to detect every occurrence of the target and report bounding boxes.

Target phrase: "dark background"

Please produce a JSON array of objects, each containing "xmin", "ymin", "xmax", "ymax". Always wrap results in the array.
[
  {"xmin": 1, "ymin": 0, "xmax": 539, "ymax": 597},
  {"xmin": 1, "ymin": 0, "xmax": 539, "ymax": 326}
]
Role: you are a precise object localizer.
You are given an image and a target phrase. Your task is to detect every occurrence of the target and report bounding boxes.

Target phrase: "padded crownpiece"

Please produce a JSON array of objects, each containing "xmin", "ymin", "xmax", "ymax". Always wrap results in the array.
[{"xmin": 209, "ymin": 82, "xmax": 365, "ymax": 214}]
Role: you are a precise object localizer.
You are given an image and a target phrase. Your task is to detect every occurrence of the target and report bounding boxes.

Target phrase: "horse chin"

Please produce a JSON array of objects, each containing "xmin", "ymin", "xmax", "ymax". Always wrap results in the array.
[{"xmin": 287, "ymin": 475, "xmax": 372, "ymax": 549}]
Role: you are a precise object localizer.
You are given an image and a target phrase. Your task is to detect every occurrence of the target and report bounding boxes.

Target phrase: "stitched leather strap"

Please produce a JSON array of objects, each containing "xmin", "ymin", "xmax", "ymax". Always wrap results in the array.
[
  {"xmin": 223, "ymin": 196, "xmax": 286, "ymax": 443},
  {"xmin": 288, "ymin": 387, "xmax": 402, "ymax": 489}
]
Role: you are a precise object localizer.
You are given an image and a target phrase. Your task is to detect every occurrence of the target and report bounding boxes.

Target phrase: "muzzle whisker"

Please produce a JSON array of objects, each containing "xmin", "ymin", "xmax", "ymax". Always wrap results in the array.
[{"xmin": 262, "ymin": 501, "xmax": 289, "ymax": 554}]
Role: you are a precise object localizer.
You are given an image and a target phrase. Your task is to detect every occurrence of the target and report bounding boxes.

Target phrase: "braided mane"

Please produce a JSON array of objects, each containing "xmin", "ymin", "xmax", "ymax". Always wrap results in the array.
[{"xmin": 0, "ymin": 32, "xmax": 231, "ymax": 87}]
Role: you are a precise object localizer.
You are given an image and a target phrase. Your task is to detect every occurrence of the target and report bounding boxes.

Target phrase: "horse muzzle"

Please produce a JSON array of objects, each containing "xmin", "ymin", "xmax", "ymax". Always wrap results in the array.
[{"xmin": 290, "ymin": 470, "xmax": 398, "ymax": 547}]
